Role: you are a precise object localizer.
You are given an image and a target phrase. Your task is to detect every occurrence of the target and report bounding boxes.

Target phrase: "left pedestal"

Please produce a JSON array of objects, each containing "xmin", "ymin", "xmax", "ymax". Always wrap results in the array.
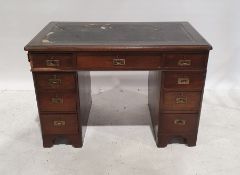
[{"xmin": 32, "ymin": 71, "xmax": 92, "ymax": 148}]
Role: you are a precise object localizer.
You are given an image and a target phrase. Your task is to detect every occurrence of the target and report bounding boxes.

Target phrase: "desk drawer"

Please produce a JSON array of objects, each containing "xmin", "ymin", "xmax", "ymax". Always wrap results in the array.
[
  {"xmin": 38, "ymin": 92, "xmax": 77, "ymax": 112},
  {"xmin": 163, "ymin": 71, "xmax": 205, "ymax": 90},
  {"xmin": 30, "ymin": 53, "xmax": 76, "ymax": 69},
  {"xmin": 41, "ymin": 114, "xmax": 78, "ymax": 134},
  {"xmin": 77, "ymin": 53, "xmax": 162, "ymax": 70},
  {"xmin": 161, "ymin": 91, "xmax": 202, "ymax": 111},
  {"xmin": 35, "ymin": 73, "xmax": 76, "ymax": 90},
  {"xmin": 158, "ymin": 114, "xmax": 198, "ymax": 133},
  {"xmin": 164, "ymin": 53, "xmax": 207, "ymax": 69}
]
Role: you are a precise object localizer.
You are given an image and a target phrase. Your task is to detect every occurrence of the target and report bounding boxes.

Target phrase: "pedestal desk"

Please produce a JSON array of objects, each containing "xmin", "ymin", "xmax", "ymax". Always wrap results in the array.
[{"xmin": 24, "ymin": 22, "xmax": 212, "ymax": 148}]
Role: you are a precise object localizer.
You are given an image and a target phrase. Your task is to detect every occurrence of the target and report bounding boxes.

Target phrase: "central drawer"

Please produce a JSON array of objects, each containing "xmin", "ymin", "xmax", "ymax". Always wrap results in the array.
[{"xmin": 77, "ymin": 53, "xmax": 162, "ymax": 70}]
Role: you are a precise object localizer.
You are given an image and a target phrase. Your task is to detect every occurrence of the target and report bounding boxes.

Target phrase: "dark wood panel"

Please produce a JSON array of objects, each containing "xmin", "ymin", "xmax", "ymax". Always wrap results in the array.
[
  {"xmin": 35, "ymin": 72, "xmax": 76, "ymax": 90},
  {"xmin": 38, "ymin": 92, "xmax": 77, "ymax": 112},
  {"xmin": 41, "ymin": 114, "xmax": 79, "ymax": 134},
  {"xmin": 148, "ymin": 70, "xmax": 161, "ymax": 140},
  {"xmin": 163, "ymin": 71, "xmax": 205, "ymax": 91},
  {"xmin": 77, "ymin": 71, "xmax": 92, "ymax": 143}
]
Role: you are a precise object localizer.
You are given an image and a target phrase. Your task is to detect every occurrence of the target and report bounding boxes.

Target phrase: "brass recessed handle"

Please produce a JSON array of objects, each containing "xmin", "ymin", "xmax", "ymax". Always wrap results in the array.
[
  {"xmin": 46, "ymin": 59, "xmax": 60, "ymax": 67},
  {"xmin": 51, "ymin": 97, "xmax": 63, "ymax": 104},
  {"xmin": 178, "ymin": 59, "xmax": 191, "ymax": 66},
  {"xmin": 174, "ymin": 119, "xmax": 186, "ymax": 126},
  {"xmin": 177, "ymin": 77, "xmax": 190, "ymax": 85},
  {"xmin": 48, "ymin": 75, "xmax": 61, "ymax": 87},
  {"xmin": 176, "ymin": 97, "xmax": 187, "ymax": 104},
  {"xmin": 53, "ymin": 120, "xmax": 66, "ymax": 127},
  {"xmin": 113, "ymin": 58, "xmax": 125, "ymax": 66}
]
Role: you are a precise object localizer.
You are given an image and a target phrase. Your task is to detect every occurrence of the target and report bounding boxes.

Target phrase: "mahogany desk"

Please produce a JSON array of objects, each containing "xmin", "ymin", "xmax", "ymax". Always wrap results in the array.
[{"xmin": 24, "ymin": 22, "xmax": 212, "ymax": 148}]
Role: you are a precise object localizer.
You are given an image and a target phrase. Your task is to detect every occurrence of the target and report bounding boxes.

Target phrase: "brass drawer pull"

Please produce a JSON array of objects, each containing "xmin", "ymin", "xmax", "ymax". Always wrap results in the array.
[
  {"xmin": 176, "ymin": 97, "xmax": 187, "ymax": 104},
  {"xmin": 174, "ymin": 119, "xmax": 186, "ymax": 126},
  {"xmin": 51, "ymin": 97, "xmax": 63, "ymax": 104},
  {"xmin": 53, "ymin": 120, "xmax": 66, "ymax": 127},
  {"xmin": 177, "ymin": 78, "xmax": 190, "ymax": 85},
  {"xmin": 178, "ymin": 59, "xmax": 191, "ymax": 66},
  {"xmin": 46, "ymin": 59, "xmax": 60, "ymax": 67},
  {"xmin": 48, "ymin": 75, "xmax": 61, "ymax": 87},
  {"xmin": 113, "ymin": 58, "xmax": 125, "ymax": 66}
]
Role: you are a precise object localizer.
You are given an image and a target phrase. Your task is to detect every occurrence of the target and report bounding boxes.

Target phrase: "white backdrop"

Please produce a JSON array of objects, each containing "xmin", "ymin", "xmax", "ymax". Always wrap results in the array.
[{"xmin": 0, "ymin": 0, "xmax": 239, "ymax": 90}]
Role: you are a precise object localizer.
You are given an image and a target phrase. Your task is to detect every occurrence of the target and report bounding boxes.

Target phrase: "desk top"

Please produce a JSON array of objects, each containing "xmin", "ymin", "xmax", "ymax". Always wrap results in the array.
[{"xmin": 24, "ymin": 22, "xmax": 212, "ymax": 52}]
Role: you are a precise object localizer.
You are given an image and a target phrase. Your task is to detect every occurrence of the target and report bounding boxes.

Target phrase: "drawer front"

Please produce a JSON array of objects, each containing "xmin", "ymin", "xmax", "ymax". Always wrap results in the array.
[
  {"xmin": 163, "ymin": 71, "xmax": 205, "ymax": 90},
  {"xmin": 158, "ymin": 114, "xmax": 198, "ymax": 133},
  {"xmin": 41, "ymin": 114, "xmax": 78, "ymax": 134},
  {"xmin": 35, "ymin": 73, "xmax": 76, "ymax": 90},
  {"xmin": 162, "ymin": 92, "xmax": 202, "ymax": 111},
  {"xmin": 38, "ymin": 92, "xmax": 77, "ymax": 112},
  {"xmin": 30, "ymin": 54, "xmax": 75, "ymax": 69},
  {"xmin": 77, "ymin": 53, "xmax": 162, "ymax": 70},
  {"xmin": 164, "ymin": 53, "xmax": 207, "ymax": 69}
]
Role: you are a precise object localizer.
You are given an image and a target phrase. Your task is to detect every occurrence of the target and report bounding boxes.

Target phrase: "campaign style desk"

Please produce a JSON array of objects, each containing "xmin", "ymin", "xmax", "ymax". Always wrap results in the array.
[{"xmin": 24, "ymin": 22, "xmax": 212, "ymax": 148}]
